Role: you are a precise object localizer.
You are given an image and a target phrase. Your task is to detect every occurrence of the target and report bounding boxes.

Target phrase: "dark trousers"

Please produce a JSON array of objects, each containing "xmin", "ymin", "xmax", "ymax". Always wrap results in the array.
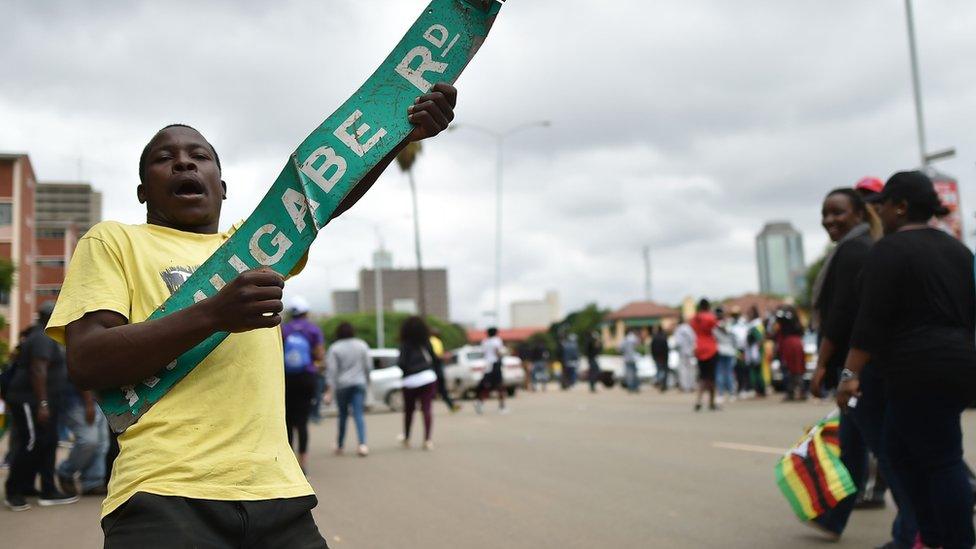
[
  {"xmin": 653, "ymin": 355, "xmax": 670, "ymax": 391},
  {"xmin": 885, "ymin": 391, "xmax": 974, "ymax": 549},
  {"xmin": 734, "ymin": 360, "xmax": 751, "ymax": 392},
  {"xmin": 102, "ymin": 492, "xmax": 328, "ymax": 548},
  {"xmin": 815, "ymin": 365, "xmax": 917, "ymax": 545},
  {"xmin": 403, "ymin": 382, "xmax": 436, "ymax": 441},
  {"xmin": 4, "ymin": 400, "xmax": 59, "ymax": 497},
  {"xmin": 285, "ymin": 372, "xmax": 316, "ymax": 454},
  {"xmin": 587, "ymin": 357, "xmax": 600, "ymax": 392}
]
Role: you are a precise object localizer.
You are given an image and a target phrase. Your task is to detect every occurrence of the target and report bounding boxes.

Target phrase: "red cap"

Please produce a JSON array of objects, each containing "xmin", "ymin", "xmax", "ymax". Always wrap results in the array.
[{"xmin": 855, "ymin": 176, "xmax": 884, "ymax": 194}]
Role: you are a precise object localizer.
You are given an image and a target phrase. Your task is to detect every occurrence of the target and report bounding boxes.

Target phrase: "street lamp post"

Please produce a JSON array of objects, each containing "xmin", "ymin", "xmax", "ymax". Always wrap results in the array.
[
  {"xmin": 450, "ymin": 120, "xmax": 550, "ymax": 325},
  {"xmin": 904, "ymin": 0, "xmax": 956, "ymax": 167}
]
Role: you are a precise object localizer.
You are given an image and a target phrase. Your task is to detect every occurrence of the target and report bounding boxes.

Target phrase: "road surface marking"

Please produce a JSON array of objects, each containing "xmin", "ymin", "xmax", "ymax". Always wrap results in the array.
[{"xmin": 712, "ymin": 441, "xmax": 787, "ymax": 455}]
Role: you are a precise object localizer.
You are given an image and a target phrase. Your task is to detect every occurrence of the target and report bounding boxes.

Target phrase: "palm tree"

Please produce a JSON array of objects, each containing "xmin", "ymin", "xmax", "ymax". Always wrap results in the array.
[{"xmin": 396, "ymin": 142, "xmax": 427, "ymax": 316}]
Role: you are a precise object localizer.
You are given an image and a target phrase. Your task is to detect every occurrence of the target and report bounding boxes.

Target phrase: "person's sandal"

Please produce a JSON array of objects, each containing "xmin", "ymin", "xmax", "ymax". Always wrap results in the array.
[{"xmin": 357, "ymin": 445, "xmax": 369, "ymax": 457}]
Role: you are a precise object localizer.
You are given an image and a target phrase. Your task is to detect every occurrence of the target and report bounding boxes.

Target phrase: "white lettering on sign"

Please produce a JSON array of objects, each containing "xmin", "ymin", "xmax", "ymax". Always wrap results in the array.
[
  {"xmin": 441, "ymin": 35, "xmax": 460, "ymax": 57},
  {"xmin": 143, "ymin": 376, "xmax": 160, "ymax": 388},
  {"xmin": 250, "ymin": 224, "xmax": 292, "ymax": 266},
  {"xmin": 395, "ymin": 46, "xmax": 448, "ymax": 92},
  {"xmin": 209, "ymin": 274, "xmax": 226, "ymax": 291},
  {"xmin": 334, "ymin": 110, "xmax": 387, "ymax": 158},
  {"xmin": 122, "ymin": 385, "xmax": 139, "ymax": 406},
  {"xmin": 165, "ymin": 360, "xmax": 177, "ymax": 371},
  {"xmin": 300, "ymin": 146, "xmax": 347, "ymax": 194},
  {"xmin": 282, "ymin": 187, "xmax": 309, "ymax": 232},
  {"xmin": 424, "ymin": 24, "xmax": 449, "ymax": 48},
  {"xmin": 228, "ymin": 255, "xmax": 249, "ymax": 274}
]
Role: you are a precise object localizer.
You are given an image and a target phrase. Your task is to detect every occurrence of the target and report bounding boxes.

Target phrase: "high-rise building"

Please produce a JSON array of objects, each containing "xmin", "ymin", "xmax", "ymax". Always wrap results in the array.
[
  {"xmin": 0, "ymin": 153, "xmax": 37, "ymax": 343},
  {"xmin": 510, "ymin": 291, "xmax": 561, "ymax": 329},
  {"xmin": 756, "ymin": 221, "xmax": 806, "ymax": 298},
  {"xmin": 34, "ymin": 181, "xmax": 102, "ymax": 303}
]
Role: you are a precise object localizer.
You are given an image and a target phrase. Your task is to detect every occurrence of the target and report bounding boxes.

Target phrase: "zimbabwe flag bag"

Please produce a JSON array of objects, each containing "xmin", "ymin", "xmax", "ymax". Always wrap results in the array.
[{"xmin": 775, "ymin": 411, "xmax": 857, "ymax": 521}]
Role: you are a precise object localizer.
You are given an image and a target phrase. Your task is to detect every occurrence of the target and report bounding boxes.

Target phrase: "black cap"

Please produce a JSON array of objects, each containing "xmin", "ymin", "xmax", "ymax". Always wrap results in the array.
[{"xmin": 875, "ymin": 171, "xmax": 949, "ymax": 218}]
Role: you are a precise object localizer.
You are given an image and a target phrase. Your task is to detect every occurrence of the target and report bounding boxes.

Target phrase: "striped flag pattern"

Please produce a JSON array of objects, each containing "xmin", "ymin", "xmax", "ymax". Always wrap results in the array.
[{"xmin": 775, "ymin": 412, "xmax": 857, "ymax": 521}]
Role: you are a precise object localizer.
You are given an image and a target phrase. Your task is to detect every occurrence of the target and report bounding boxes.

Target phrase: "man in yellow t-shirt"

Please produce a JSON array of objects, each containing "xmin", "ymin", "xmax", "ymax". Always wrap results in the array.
[{"xmin": 45, "ymin": 83, "xmax": 458, "ymax": 547}]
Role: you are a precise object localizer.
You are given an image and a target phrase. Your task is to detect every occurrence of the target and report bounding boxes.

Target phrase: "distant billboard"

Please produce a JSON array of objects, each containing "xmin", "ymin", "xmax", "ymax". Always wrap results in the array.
[{"xmin": 927, "ymin": 169, "xmax": 963, "ymax": 241}]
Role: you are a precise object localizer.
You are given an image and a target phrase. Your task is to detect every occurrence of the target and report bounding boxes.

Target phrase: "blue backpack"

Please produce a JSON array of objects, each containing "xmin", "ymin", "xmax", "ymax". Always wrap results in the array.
[{"xmin": 283, "ymin": 332, "xmax": 312, "ymax": 375}]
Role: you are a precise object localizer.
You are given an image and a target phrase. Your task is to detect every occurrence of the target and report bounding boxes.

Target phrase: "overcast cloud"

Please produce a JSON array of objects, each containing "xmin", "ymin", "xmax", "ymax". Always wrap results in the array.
[{"xmin": 3, "ymin": 0, "xmax": 976, "ymax": 326}]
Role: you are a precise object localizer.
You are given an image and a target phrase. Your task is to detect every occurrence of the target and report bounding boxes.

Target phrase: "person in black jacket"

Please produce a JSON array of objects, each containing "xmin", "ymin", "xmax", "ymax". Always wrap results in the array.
[
  {"xmin": 807, "ymin": 188, "xmax": 917, "ymax": 546},
  {"xmin": 838, "ymin": 171, "xmax": 976, "ymax": 549},
  {"xmin": 398, "ymin": 316, "xmax": 440, "ymax": 450}
]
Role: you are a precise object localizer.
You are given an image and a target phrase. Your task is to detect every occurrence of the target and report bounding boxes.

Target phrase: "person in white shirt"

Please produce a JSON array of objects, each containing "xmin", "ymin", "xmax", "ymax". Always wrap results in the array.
[
  {"xmin": 475, "ymin": 327, "xmax": 507, "ymax": 414},
  {"xmin": 673, "ymin": 320, "xmax": 697, "ymax": 392}
]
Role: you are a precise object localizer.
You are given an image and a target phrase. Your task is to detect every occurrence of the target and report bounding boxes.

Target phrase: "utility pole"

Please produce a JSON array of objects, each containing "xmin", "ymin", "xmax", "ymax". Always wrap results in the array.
[
  {"xmin": 373, "ymin": 236, "xmax": 386, "ymax": 349},
  {"xmin": 642, "ymin": 246, "xmax": 652, "ymax": 302},
  {"xmin": 904, "ymin": 0, "xmax": 927, "ymax": 167},
  {"xmin": 904, "ymin": 0, "xmax": 956, "ymax": 167}
]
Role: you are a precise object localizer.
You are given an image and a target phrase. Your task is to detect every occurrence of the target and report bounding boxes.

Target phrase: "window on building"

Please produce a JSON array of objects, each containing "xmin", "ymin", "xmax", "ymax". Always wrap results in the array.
[
  {"xmin": 36, "ymin": 228, "xmax": 66, "ymax": 239},
  {"xmin": 37, "ymin": 258, "xmax": 66, "ymax": 268},
  {"xmin": 36, "ymin": 287, "xmax": 61, "ymax": 297},
  {"xmin": 0, "ymin": 290, "xmax": 9, "ymax": 306},
  {"xmin": 0, "ymin": 203, "xmax": 12, "ymax": 226}
]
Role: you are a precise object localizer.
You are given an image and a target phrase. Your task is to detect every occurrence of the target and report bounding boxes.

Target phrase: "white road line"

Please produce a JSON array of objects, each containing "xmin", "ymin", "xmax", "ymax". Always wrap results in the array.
[{"xmin": 712, "ymin": 441, "xmax": 787, "ymax": 455}]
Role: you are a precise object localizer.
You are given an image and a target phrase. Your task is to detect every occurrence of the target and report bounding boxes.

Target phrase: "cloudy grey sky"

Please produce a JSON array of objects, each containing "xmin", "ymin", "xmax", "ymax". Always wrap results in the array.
[{"xmin": 3, "ymin": 1, "xmax": 975, "ymax": 326}]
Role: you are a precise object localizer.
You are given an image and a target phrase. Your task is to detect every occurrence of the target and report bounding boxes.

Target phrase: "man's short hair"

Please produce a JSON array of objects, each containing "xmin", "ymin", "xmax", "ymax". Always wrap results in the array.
[{"xmin": 138, "ymin": 124, "xmax": 222, "ymax": 184}]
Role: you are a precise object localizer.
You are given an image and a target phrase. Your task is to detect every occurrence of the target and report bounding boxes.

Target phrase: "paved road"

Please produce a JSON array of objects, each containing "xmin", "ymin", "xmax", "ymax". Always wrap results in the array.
[{"xmin": 3, "ymin": 386, "xmax": 975, "ymax": 548}]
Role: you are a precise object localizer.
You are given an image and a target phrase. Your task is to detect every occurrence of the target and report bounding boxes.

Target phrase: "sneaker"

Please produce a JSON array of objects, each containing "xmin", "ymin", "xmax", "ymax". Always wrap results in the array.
[
  {"xmin": 423, "ymin": 440, "xmax": 434, "ymax": 451},
  {"xmin": 334, "ymin": 447, "xmax": 344, "ymax": 456},
  {"xmin": 58, "ymin": 474, "xmax": 77, "ymax": 497},
  {"xmin": 474, "ymin": 401, "xmax": 483, "ymax": 415},
  {"xmin": 709, "ymin": 404, "xmax": 722, "ymax": 411},
  {"xmin": 694, "ymin": 403, "xmax": 702, "ymax": 412},
  {"xmin": 37, "ymin": 490, "xmax": 79, "ymax": 507},
  {"xmin": 357, "ymin": 445, "xmax": 369, "ymax": 457},
  {"xmin": 4, "ymin": 495, "xmax": 30, "ymax": 512},
  {"xmin": 499, "ymin": 407, "xmax": 509, "ymax": 415}
]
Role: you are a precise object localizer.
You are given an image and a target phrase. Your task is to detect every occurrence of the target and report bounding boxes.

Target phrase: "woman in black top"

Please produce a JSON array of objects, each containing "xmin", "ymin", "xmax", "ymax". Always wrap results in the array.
[
  {"xmin": 398, "ymin": 316, "xmax": 441, "ymax": 450},
  {"xmin": 807, "ymin": 188, "xmax": 916, "ymax": 544},
  {"xmin": 839, "ymin": 171, "xmax": 976, "ymax": 549}
]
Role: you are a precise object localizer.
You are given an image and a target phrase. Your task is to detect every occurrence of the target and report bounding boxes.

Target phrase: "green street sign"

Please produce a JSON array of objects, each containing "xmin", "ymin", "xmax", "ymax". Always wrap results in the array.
[{"xmin": 99, "ymin": 0, "xmax": 505, "ymax": 432}]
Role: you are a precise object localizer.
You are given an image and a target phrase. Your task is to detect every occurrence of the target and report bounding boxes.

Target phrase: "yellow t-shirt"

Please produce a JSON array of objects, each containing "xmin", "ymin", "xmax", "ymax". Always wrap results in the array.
[
  {"xmin": 46, "ymin": 221, "xmax": 312, "ymax": 518},
  {"xmin": 429, "ymin": 336, "xmax": 444, "ymax": 358}
]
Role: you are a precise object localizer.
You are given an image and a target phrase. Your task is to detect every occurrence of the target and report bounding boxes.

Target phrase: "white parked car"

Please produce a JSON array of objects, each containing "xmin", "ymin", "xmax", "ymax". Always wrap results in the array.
[
  {"xmin": 442, "ymin": 345, "xmax": 525, "ymax": 398},
  {"xmin": 365, "ymin": 348, "xmax": 404, "ymax": 411}
]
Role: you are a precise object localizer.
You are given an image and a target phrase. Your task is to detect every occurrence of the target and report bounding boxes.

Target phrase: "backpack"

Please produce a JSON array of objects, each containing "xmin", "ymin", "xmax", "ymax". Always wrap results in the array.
[{"xmin": 283, "ymin": 332, "xmax": 312, "ymax": 375}]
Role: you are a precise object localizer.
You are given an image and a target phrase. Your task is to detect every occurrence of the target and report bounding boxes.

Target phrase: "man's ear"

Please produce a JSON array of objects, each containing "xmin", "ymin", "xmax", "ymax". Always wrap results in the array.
[
  {"xmin": 137, "ymin": 184, "xmax": 147, "ymax": 204},
  {"xmin": 220, "ymin": 180, "xmax": 227, "ymax": 200}
]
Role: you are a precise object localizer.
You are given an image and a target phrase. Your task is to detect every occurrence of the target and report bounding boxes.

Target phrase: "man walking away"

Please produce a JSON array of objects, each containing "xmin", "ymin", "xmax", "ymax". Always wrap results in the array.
[
  {"xmin": 651, "ymin": 326, "xmax": 671, "ymax": 392},
  {"xmin": 584, "ymin": 331, "xmax": 603, "ymax": 393},
  {"xmin": 620, "ymin": 329, "xmax": 641, "ymax": 393},
  {"xmin": 57, "ymin": 381, "xmax": 110, "ymax": 497},
  {"xmin": 281, "ymin": 296, "xmax": 326, "ymax": 471},
  {"xmin": 475, "ymin": 327, "xmax": 508, "ymax": 413},
  {"xmin": 560, "ymin": 333, "xmax": 581, "ymax": 390},
  {"xmin": 529, "ymin": 340, "xmax": 549, "ymax": 392},
  {"xmin": 3, "ymin": 302, "xmax": 78, "ymax": 511}
]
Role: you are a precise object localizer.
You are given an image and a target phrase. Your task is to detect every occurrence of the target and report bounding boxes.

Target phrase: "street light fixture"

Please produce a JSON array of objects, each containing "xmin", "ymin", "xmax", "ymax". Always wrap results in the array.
[{"xmin": 450, "ymin": 120, "xmax": 551, "ymax": 326}]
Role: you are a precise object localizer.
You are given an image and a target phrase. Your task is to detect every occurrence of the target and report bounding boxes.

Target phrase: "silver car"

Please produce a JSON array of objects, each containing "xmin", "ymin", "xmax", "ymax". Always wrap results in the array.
[{"xmin": 442, "ymin": 345, "xmax": 525, "ymax": 398}]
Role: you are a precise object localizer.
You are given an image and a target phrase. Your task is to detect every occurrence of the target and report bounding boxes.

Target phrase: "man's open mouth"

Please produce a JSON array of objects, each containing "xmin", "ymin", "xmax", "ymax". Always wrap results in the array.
[{"xmin": 173, "ymin": 178, "xmax": 206, "ymax": 198}]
